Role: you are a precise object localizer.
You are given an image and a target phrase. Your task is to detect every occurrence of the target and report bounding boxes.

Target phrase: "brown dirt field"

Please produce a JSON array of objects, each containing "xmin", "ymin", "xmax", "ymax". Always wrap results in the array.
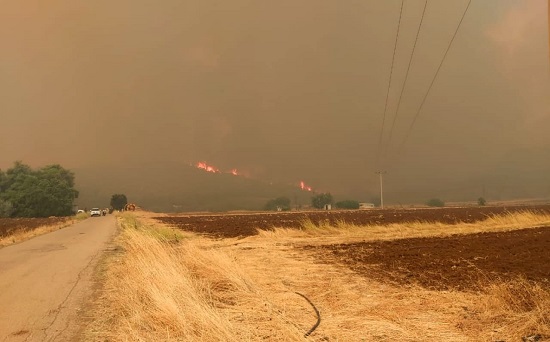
[
  {"xmin": 304, "ymin": 226, "xmax": 550, "ymax": 291},
  {"xmin": 0, "ymin": 217, "xmax": 72, "ymax": 238},
  {"xmin": 154, "ymin": 205, "xmax": 550, "ymax": 292},
  {"xmin": 154, "ymin": 205, "xmax": 550, "ymax": 238}
]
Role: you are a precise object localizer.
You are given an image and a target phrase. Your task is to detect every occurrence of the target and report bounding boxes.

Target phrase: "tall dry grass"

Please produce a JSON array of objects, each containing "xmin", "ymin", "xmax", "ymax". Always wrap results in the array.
[
  {"xmin": 85, "ymin": 211, "xmax": 550, "ymax": 341},
  {"xmin": 476, "ymin": 278, "xmax": 550, "ymax": 340},
  {"xmin": 85, "ymin": 213, "xmax": 306, "ymax": 341},
  {"xmin": 257, "ymin": 210, "xmax": 550, "ymax": 243}
]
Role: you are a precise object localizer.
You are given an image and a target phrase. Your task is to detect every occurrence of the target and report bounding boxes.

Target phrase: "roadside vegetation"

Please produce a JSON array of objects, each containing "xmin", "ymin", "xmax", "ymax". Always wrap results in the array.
[
  {"xmin": 85, "ymin": 211, "xmax": 550, "ymax": 341},
  {"xmin": 86, "ymin": 213, "xmax": 305, "ymax": 341}
]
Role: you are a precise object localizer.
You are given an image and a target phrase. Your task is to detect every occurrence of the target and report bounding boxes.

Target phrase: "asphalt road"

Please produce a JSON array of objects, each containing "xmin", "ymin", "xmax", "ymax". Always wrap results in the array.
[{"xmin": 0, "ymin": 215, "xmax": 117, "ymax": 341}]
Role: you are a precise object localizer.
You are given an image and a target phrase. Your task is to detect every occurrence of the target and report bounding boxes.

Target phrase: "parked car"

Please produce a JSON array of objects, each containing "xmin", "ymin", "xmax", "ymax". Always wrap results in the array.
[{"xmin": 90, "ymin": 208, "xmax": 101, "ymax": 217}]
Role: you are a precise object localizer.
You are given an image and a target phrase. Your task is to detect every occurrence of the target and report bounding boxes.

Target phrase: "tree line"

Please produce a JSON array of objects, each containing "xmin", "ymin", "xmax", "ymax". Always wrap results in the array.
[
  {"xmin": 264, "ymin": 193, "xmax": 361, "ymax": 211},
  {"xmin": 0, "ymin": 162, "xmax": 79, "ymax": 218}
]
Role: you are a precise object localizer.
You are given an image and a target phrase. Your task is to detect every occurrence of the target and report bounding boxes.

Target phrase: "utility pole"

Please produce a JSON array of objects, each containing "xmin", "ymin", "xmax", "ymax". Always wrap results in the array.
[{"xmin": 375, "ymin": 171, "xmax": 387, "ymax": 209}]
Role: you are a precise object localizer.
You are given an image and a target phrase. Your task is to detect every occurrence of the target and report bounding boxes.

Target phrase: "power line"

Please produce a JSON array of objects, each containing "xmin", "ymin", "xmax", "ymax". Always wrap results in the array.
[
  {"xmin": 385, "ymin": 0, "xmax": 428, "ymax": 157},
  {"xmin": 376, "ymin": 0, "xmax": 404, "ymax": 170},
  {"xmin": 396, "ymin": 0, "xmax": 473, "ymax": 156}
]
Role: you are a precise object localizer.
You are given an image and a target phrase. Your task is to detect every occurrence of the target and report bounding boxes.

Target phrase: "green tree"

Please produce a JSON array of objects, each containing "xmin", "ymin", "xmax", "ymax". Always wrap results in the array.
[
  {"xmin": 0, "ymin": 198, "xmax": 13, "ymax": 218},
  {"xmin": 0, "ymin": 162, "xmax": 78, "ymax": 217},
  {"xmin": 110, "ymin": 194, "xmax": 128, "ymax": 211},
  {"xmin": 311, "ymin": 193, "xmax": 333, "ymax": 209},
  {"xmin": 426, "ymin": 198, "xmax": 445, "ymax": 207},
  {"xmin": 335, "ymin": 200, "xmax": 360, "ymax": 209},
  {"xmin": 264, "ymin": 196, "xmax": 291, "ymax": 211},
  {"xmin": 477, "ymin": 197, "xmax": 487, "ymax": 206},
  {"xmin": 0, "ymin": 169, "xmax": 6, "ymax": 193}
]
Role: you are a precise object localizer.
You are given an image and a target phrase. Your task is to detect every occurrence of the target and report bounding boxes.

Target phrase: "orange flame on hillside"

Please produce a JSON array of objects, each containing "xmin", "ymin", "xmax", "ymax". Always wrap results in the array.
[
  {"xmin": 195, "ymin": 161, "xmax": 312, "ymax": 192},
  {"xmin": 195, "ymin": 161, "xmax": 242, "ymax": 176},
  {"xmin": 196, "ymin": 162, "xmax": 220, "ymax": 173},
  {"xmin": 300, "ymin": 181, "xmax": 313, "ymax": 192}
]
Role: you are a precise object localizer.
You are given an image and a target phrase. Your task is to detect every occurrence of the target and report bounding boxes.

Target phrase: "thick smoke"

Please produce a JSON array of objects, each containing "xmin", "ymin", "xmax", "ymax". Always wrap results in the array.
[{"xmin": 1, "ymin": 0, "xmax": 548, "ymax": 208}]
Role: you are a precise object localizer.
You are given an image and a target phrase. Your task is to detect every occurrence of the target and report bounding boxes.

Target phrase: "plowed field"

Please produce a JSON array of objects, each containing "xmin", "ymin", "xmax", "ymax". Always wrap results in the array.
[
  {"xmin": 304, "ymin": 226, "xmax": 550, "ymax": 291},
  {"xmin": 155, "ymin": 205, "xmax": 550, "ymax": 291},
  {"xmin": 155, "ymin": 205, "xmax": 550, "ymax": 238},
  {"xmin": 0, "ymin": 217, "xmax": 71, "ymax": 238}
]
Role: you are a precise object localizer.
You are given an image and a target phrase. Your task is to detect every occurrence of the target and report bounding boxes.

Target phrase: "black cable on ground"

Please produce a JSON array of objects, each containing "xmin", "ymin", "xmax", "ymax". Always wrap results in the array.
[{"xmin": 295, "ymin": 292, "xmax": 321, "ymax": 337}]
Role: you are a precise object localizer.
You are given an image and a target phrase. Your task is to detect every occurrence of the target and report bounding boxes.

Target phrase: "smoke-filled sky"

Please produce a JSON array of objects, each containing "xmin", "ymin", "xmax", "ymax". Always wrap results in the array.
[{"xmin": 1, "ymin": 0, "xmax": 549, "ymax": 202}]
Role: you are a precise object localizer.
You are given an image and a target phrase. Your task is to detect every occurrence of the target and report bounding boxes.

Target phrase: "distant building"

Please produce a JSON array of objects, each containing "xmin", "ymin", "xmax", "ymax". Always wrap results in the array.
[{"xmin": 359, "ymin": 203, "xmax": 375, "ymax": 209}]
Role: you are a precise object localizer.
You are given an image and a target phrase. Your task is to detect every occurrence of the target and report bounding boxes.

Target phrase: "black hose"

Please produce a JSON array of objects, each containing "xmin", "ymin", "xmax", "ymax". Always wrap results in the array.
[{"xmin": 295, "ymin": 292, "xmax": 321, "ymax": 337}]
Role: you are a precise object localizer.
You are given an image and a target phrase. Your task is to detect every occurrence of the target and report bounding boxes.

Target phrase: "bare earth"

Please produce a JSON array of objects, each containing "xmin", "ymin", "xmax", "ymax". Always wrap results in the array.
[
  {"xmin": 155, "ymin": 205, "xmax": 550, "ymax": 291},
  {"xmin": 0, "ymin": 216, "xmax": 117, "ymax": 341}
]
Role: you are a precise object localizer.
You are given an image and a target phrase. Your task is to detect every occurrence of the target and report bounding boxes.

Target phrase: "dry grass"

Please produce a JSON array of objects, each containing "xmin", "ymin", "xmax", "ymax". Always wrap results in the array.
[
  {"xmin": 0, "ymin": 213, "xmax": 87, "ymax": 248},
  {"xmin": 473, "ymin": 278, "xmax": 550, "ymax": 340},
  {"xmin": 85, "ymin": 213, "xmax": 305, "ymax": 341},
  {"xmin": 256, "ymin": 210, "xmax": 550, "ymax": 245},
  {"xmin": 84, "ymin": 211, "xmax": 550, "ymax": 341}
]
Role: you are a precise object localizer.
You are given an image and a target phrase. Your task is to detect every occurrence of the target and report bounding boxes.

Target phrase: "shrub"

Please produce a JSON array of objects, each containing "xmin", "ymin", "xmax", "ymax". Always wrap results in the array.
[
  {"xmin": 335, "ymin": 200, "xmax": 360, "ymax": 209},
  {"xmin": 264, "ymin": 197, "xmax": 291, "ymax": 211}
]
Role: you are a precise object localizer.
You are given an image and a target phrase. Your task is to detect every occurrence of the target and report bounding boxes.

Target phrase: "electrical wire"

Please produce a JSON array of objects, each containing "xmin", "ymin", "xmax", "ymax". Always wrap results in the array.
[
  {"xmin": 384, "ymin": 0, "xmax": 429, "ymax": 157},
  {"xmin": 395, "ymin": 0, "xmax": 473, "ymax": 157},
  {"xmin": 376, "ymin": 0, "xmax": 404, "ymax": 170}
]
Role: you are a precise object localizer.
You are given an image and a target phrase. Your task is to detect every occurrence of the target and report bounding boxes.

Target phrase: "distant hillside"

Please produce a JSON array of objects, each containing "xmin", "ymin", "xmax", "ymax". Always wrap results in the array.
[{"xmin": 73, "ymin": 161, "xmax": 315, "ymax": 212}]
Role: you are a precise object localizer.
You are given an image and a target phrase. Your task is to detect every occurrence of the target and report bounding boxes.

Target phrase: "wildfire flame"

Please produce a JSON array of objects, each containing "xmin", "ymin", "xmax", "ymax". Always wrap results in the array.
[
  {"xmin": 300, "ymin": 181, "xmax": 313, "ymax": 192},
  {"xmin": 195, "ymin": 161, "xmax": 241, "ymax": 176},
  {"xmin": 195, "ymin": 161, "xmax": 312, "ymax": 192},
  {"xmin": 196, "ymin": 162, "xmax": 220, "ymax": 173}
]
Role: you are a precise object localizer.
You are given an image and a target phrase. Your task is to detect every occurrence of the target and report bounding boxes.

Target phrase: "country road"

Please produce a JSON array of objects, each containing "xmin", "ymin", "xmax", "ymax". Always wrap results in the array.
[{"xmin": 0, "ymin": 216, "xmax": 117, "ymax": 341}]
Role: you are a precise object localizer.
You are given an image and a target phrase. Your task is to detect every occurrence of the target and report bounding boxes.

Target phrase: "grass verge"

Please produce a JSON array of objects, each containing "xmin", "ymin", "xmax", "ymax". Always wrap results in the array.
[{"xmin": 84, "ymin": 213, "xmax": 305, "ymax": 341}]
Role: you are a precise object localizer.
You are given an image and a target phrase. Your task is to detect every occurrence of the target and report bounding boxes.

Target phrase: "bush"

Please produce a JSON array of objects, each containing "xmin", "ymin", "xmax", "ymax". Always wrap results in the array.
[
  {"xmin": 264, "ymin": 196, "xmax": 291, "ymax": 211},
  {"xmin": 311, "ymin": 193, "xmax": 333, "ymax": 209},
  {"xmin": 426, "ymin": 198, "xmax": 445, "ymax": 207},
  {"xmin": 478, "ymin": 197, "xmax": 487, "ymax": 206},
  {"xmin": 335, "ymin": 200, "xmax": 360, "ymax": 209}
]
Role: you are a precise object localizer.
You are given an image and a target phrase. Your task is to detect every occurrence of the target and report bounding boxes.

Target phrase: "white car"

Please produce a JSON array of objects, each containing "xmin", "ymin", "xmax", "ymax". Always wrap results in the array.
[{"xmin": 90, "ymin": 208, "xmax": 101, "ymax": 217}]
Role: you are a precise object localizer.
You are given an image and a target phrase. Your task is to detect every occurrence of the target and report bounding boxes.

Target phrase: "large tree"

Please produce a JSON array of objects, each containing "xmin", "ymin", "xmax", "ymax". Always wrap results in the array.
[
  {"xmin": 0, "ymin": 162, "xmax": 79, "ymax": 217},
  {"xmin": 110, "ymin": 194, "xmax": 128, "ymax": 211}
]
